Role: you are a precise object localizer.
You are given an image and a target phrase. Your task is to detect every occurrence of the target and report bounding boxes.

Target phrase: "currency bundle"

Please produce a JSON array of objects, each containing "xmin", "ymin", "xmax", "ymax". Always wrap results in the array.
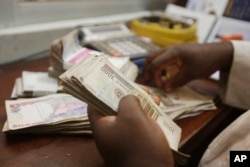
[
  {"xmin": 11, "ymin": 71, "xmax": 60, "ymax": 98},
  {"xmin": 3, "ymin": 93, "xmax": 90, "ymax": 134},
  {"xmin": 59, "ymin": 53, "xmax": 182, "ymax": 151},
  {"xmin": 148, "ymin": 86, "xmax": 216, "ymax": 120}
]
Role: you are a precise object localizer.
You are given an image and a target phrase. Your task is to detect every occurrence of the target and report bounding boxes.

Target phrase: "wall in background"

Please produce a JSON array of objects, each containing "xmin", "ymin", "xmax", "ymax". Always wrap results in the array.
[{"xmin": 0, "ymin": 0, "xmax": 167, "ymax": 65}]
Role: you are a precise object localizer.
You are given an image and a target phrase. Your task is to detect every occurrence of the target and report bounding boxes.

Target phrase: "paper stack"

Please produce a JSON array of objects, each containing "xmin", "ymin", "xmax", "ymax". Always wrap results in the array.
[
  {"xmin": 48, "ymin": 30, "xmax": 98, "ymax": 78},
  {"xmin": 59, "ymin": 53, "xmax": 182, "ymax": 151},
  {"xmin": 11, "ymin": 71, "xmax": 60, "ymax": 98},
  {"xmin": 3, "ymin": 93, "xmax": 91, "ymax": 134},
  {"xmin": 148, "ymin": 86, "xmax": 216, "ymax": 120},
  {"xmin": 58, "ymin": 53, "xmax": 194, "ymax": 165}
]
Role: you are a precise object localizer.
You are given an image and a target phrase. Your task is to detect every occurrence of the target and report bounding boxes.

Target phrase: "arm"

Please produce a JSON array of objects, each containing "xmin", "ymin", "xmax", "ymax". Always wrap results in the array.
[
  {"xmin": 88, "ymin": 95, "xmax": 174, "ymax": 167},
  {"xmin": 199, "ymin": 41, "xmax": 250, "ymax": 166}
]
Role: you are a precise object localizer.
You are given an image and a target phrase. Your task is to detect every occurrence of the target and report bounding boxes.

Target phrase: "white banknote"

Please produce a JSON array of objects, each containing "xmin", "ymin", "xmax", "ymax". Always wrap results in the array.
[
  {"xmin": 148, "ymin": 86, "xmax": 216, "ymax": 120},
  {"xmin": 5, "ymin": 93, "xmax": 88, "ymax": 130}
]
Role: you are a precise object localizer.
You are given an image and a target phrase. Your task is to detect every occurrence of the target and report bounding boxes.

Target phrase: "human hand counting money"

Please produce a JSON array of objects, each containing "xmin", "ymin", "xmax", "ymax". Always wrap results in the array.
[{"xmin": 143, "ymin": 42, "xmax": 233, "ymax": 92}]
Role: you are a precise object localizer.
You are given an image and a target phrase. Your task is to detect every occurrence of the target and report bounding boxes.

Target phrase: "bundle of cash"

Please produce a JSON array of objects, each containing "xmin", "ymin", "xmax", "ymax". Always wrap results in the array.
[
  {"xmin": 59, "ymin": 53, "xmax": 182, "ymax": 151},
  {"xmin": 148, "ymin": 86, "xmax": 217, "ymax": 120},
  {"xmin": 11, "ymin": 71, "xmax": 61, "ymax": 98},
  {"xmin": 2, "ymin": 93, "xmax": 90, "ymax": 134},
  {"xmin": 48, "ymin": 30, "xmax": 83, "ymax": 78},
  {"xmin": 59, "ymin": 53, "xmax": 192, "ymax": 165}
]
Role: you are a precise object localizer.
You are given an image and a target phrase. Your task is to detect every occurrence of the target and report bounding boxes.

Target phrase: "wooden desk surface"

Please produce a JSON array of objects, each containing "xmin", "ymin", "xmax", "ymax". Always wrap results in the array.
[{"xmin": 0, "ymin": 55, "xmax": 243, "ymax": 167}]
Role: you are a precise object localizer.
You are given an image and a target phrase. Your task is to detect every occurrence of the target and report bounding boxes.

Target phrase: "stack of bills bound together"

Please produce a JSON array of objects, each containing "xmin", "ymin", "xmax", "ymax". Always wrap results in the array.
[
  {"xmin": 2, "ymin": 93, "xmax": 90, "ymax": 134},
  {"xmin": 11, "ymin": 71, "xmax": 61, "ymax": 98},
  {"xmin": 59, "ymin": 53, "xmax": 190, "ymax": 165},
  {"xmin": 148, "ymin": 86, "xmax": 216, "ymax": 120},
  {"xmin": 4, "ymin": 32, "xmax": 140, "ymax": 134},
  {"xmin": 48, "ymin": 30, "xmax": 84, "ymax": 78}
]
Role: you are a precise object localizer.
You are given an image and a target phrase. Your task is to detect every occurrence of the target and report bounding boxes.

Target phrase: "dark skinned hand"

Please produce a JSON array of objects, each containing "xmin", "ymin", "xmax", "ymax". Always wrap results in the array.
[
  {"xmin": 143, "ymin": 42, "xmax": 233, "ymax": 92},
  {"xmin": 88, "ymin": 95, "xmax": 174, "ymax": 167}
]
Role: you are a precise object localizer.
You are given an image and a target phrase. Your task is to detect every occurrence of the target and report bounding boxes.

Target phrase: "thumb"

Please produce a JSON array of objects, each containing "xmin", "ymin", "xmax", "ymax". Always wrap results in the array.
[
  {"xmin": 164, "ymin": 70, "xmax": 190, "ymax": 92},
  {"xmin": 87, "ymin": 104, "xmax": 116, "ymax": 134},
  {"xmin": 87, "ymin": 105, "xmax": 105, "ymax": 125},
  {"xmin": 117, "ymin": 95, "xmax": 148, "ymax": 121}
]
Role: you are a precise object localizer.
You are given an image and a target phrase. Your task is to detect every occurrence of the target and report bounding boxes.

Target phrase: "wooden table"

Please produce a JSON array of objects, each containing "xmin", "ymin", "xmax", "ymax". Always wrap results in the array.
[{"xmin": 0, "ymin": 55, "xmax": 244, "ymax": 167}]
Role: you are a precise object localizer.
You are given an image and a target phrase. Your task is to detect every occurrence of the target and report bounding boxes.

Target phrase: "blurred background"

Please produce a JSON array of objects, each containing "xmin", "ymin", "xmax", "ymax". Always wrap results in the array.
[{"xmin": 0, "ymin": 0, "xmax": 173, "ymax": 65}]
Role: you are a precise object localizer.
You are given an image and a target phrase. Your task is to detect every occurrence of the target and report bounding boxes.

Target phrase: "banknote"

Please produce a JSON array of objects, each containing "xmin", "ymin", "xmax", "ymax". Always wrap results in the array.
[
  {"xmin": 4, "ymin": 93, "xmax": 88, "ymax": 131},
  {"xmin": 59, "ymin": 53, "xmax": 181, "ymax": 151},
  {"xmin": 11, "ymin": 71, "xmax": 60, "ymax": 98},
  {"xmin": 2, "ymin": 120, "xmax": 91, "ymax": 134},
  {"xmin": 147, "ymin": 86, "xmax": 216, "ymax": 120}
]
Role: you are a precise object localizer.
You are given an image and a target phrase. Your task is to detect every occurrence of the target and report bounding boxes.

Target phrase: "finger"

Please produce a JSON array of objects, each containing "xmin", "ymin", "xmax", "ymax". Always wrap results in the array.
[
  {"xmin": 87, "ymin": 104, "xmax": 106, "ymax": 125},
  {"xmin": 140, "ymin": 85, "xmax": 160, "ymax": 105},
  {"xmin": 164, "ymin": 68, "xmax": 190, "ymax": 92},
  {"xmin": 152, "ymin": 58, "xmax": 177, "ymax": 88},
  {"xmin": 88, "ymin": 105, "xmax": 117, "ymax": 140},
  {"xmin": 143, "ymin": 49, "xmax": 166, "ymax": 81},
  {"xmin": 117, "ymin": 95, "xmax": 147, "ymax": 121},
  {"xmin": 151, "ymin": 51, "xmax": 183, "ymax": 88},
  {"xmin": 152, "ymin": 95, "xmax": 161, "ymax": 106},
  {"xmin": 140, "ymin": 85, "xmax": 150, "ymax": 94},
  {"xmin": 151, "ymin": 46, "xmax": 182, "ymax": 72}
]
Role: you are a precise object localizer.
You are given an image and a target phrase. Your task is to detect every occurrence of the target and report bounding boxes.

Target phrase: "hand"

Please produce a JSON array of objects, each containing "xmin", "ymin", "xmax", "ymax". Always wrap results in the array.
[
  {"xmin": 88, "ymin": 95, "xmax": 174, "ymax": 167},
  {"xmin": 143, "ymin": 42, "xmax": 233, "ymax": 92}
]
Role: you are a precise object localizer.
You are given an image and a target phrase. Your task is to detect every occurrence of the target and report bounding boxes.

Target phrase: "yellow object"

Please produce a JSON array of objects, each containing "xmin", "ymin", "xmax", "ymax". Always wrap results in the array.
[{"xmin": 129, "ymin": 16, "xmax": 197, "ymax": 47}]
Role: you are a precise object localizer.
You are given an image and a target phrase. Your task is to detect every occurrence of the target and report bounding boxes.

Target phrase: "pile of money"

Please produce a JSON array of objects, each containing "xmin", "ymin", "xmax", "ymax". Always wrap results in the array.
[
  {"xmin": 48, "ymin": 30, "xmax": 105, "ymax": 78},
  {"xmin": 59, "ymin": 53, "xmax": 182, "ymax": 151},
  {"xmin": 11, "ymin": 71, "xmax": 61, "ymax": 98},
  {"xmin": 148, "ymin": 86, "xmax": 217, "ymax": 120},
  {"xmin": 59, "ymin": 53, "xmax": 194, "ymax": 165},
  {"xmin": 2, "ymin": 93, "xmax": 90, "ymax": 134}
]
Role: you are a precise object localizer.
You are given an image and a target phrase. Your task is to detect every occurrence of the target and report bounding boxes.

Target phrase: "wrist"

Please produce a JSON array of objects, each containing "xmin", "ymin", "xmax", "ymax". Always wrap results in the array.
[
  {"xmin": 200, "ymin": 42, "xmax": 233, "ymax": 73},
  {"xmin": 218, "ymin": 42, "xmax": 234, "ymax": 72}
]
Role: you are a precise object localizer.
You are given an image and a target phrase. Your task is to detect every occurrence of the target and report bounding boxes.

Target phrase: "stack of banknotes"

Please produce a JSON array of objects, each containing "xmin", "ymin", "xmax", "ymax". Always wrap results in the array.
[
  {"xmin": 48, "ymin": 30, "xmax": 84, "ymax": 78},
  {"xmin": 11, "ymin": 71, "xmax": 61, "ymax": 98},
  {"xmin": 58, "ymin": 53, "xmax": 194, "ymax": 164},
  {"xmin": 4, "ymin": 52, "xmax": 216, "ymax": 141},
  {"xmin": 3, "ymin": 93, "xmax": 90, "ymax": 134},
  {"xmin": 3, "ymin": 52, "xmax": 217, "ymax": 165},
  {"xmin": 59, "ymin": 53, "xmax": 183, "ymax": 150},
  {"xmin": 148, "ymin": 86, "xmax": 216, "ymax": 120}
]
